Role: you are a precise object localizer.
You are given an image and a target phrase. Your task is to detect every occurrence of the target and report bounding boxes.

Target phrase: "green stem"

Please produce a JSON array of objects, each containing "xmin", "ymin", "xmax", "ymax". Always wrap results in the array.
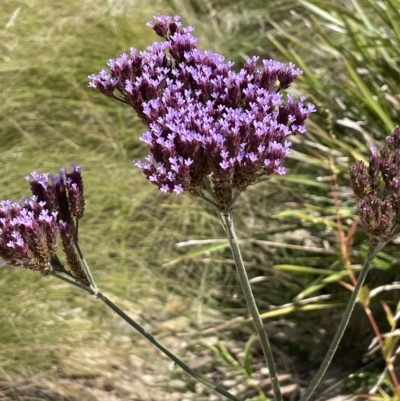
[
  {"xmin": 73, "ymin": 233, "xmax": 99, "ymax": 293},
  {"xmin": 50, "ymin": 270, "xmax": 94, "ymax": 293},
  {"xmin": 50, "ymin": 254, "xmax": 75, "ymax": 278},
  {"xmin": 219, "ymin": 212, "xmax": 283, "ymax": 401},
  {"xmin": 96, "ymin": 292, "xmax": 242, "ymax": 401},
  {"xmin": 50, "ymin": 271, "xmax": 241, "ymax": 401},
  {"xmin": 299, "ymin": 240, "xmax": 385, "ymax": 401}
]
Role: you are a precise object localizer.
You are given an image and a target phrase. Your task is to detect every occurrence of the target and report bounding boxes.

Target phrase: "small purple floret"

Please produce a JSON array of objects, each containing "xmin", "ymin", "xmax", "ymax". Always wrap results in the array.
[{"xmin": 0, "ymin": 197, "xmax": 59, "ymax": 272}]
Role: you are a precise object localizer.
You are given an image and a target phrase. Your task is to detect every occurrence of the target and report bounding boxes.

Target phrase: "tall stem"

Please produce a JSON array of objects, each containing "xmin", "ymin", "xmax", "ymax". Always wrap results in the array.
[
  {"xmin": 51, "ymin": 271, "xmax": 241, "ymax": 401},
  {"xmin": 219, "ymin": 212, "xmax": 283, "ymax": 401},
  {"xmin": 299, "ymin": 240, "xmax": 385, "ymax": 401}
]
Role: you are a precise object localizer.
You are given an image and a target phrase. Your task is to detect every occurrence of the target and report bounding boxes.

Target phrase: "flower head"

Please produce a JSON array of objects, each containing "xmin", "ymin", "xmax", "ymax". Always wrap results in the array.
[
  {"xmin": 26, "ymin": 164, "xmax": 85, "ymax": 224},
  {"xmin": 89, "ymin": 15, "xmax": 315, "ymax": 211},
  {"xmin": 1, "ymin": 165, "xmax": 90, "ymax": 285},
  {"xmin": 0, "ymin": 198, "xmax": 58, "ymax": 274},
  {"xmin": 350, "ymin": 127, "xmax": 400, "ymax": 242}
]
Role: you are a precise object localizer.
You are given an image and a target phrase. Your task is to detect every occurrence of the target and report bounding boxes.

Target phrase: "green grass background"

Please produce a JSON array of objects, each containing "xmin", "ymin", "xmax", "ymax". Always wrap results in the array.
[{"xmin": 1, "ymin": 0, "xmax": 399, "ymax": 399}]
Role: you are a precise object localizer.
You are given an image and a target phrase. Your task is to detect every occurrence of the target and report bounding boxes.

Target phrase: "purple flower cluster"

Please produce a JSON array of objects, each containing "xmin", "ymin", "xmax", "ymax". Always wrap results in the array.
[
  {"xmin": 0, "ymin": 198, "xmax": 58, "ymax": 273},
  {"xmin": 89, "ymin": 15, "xmax": 315, "ymax": 211},
  {"xmin": 350, "ymin": 127, "xmax": 400, "ymax": 242},
  {"xmin": 26, "ymin": 163, "xmax": 85, "ymax": 223},
  {"xmin": 0, "ymin": 165, "xmax": 90, "ymax": 285}
]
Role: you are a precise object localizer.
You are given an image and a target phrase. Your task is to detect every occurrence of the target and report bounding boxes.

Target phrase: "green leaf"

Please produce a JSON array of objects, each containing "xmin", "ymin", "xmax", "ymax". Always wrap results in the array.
[
  {"xmin": 344, "ymin": 60, "xmax": 395, "ymax": 132},
  {"xmin": 244, "ymin": 334, "xmax": 258, "ymax": 376},
  {"xmin": 273, "ymin": 264, "xmax": 337, "ymax": 275},
  {"xmin": 259, "ymin": 302, "xmax": 345, "ymax": 319}
]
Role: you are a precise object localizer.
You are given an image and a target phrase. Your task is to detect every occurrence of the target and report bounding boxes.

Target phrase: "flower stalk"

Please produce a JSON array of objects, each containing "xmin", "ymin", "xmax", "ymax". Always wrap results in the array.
[
  {"xmin": 1, "ymin": 164, "xmax": 242, "ymax": 401},
  {"xmin": 299, "ymin": 239, "xmax": 385, "ymax": 401},
  {"xmin": 219, "ymin": 212, "xmax": 283, "ymax": 401},
  {"xmin": 87, "ymin": 14, "xmax": 315, "ymax": 400},
  {"xmin": 299, "ymin": 127, "xmax": 400, "ymax": 399},
  {"xmin": 50, "ymin": 270, "xmax": 241, "ymax": 401}
]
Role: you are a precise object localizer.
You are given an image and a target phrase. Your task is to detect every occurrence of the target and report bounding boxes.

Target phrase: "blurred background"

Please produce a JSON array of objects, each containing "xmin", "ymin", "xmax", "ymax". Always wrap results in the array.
[{"xmin": 1, "ymin": 0, "xmax": 399, "ymax": 400}]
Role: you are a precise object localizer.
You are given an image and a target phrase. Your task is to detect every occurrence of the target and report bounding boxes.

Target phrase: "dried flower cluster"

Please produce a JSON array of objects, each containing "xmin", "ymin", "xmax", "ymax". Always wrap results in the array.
[
  {"xmin": 0, "ymin": 165, "xmax": 90, "ymax": 285},
  {"xmin": 89, "ymin": 15, "xmax": 315, "ymax": 211},
  {"xmin": 350, "ymin": 127, "xmax": 400, "ymax": 242}
]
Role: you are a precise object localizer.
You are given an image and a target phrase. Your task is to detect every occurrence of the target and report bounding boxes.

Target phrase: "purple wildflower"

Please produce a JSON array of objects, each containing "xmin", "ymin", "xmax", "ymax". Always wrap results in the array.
[
  {"xmin": 1, "ymin": 166, "xmax": 90, "ymax": 285},
  {"xmin": 89, "ymin": 15, "xmax": 316, "ymax": 211},
  {"xmin": 0, "ymin": 198, "xmax": 58, "ymax": 274},
  {"xmin": 350, "ymin": 126, "xmax": 400, "ymax": 242},
  {"xmin": 26, "ymin": 164, "xmax": 85, "ymax": 223}
]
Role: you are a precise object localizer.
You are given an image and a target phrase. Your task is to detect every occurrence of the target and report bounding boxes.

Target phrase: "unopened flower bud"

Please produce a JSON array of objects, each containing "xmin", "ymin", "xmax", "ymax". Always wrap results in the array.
[
  {"xmin": 59, "ymin": 222, "xmax": 90, "ymax": 286},
  {"xmin": 350, "ymin": 126, "xmax": 400, "ymax": 242},
  {"xmin": 65, "ymin": 164, "xmax": 85, "ymax": 219}
]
